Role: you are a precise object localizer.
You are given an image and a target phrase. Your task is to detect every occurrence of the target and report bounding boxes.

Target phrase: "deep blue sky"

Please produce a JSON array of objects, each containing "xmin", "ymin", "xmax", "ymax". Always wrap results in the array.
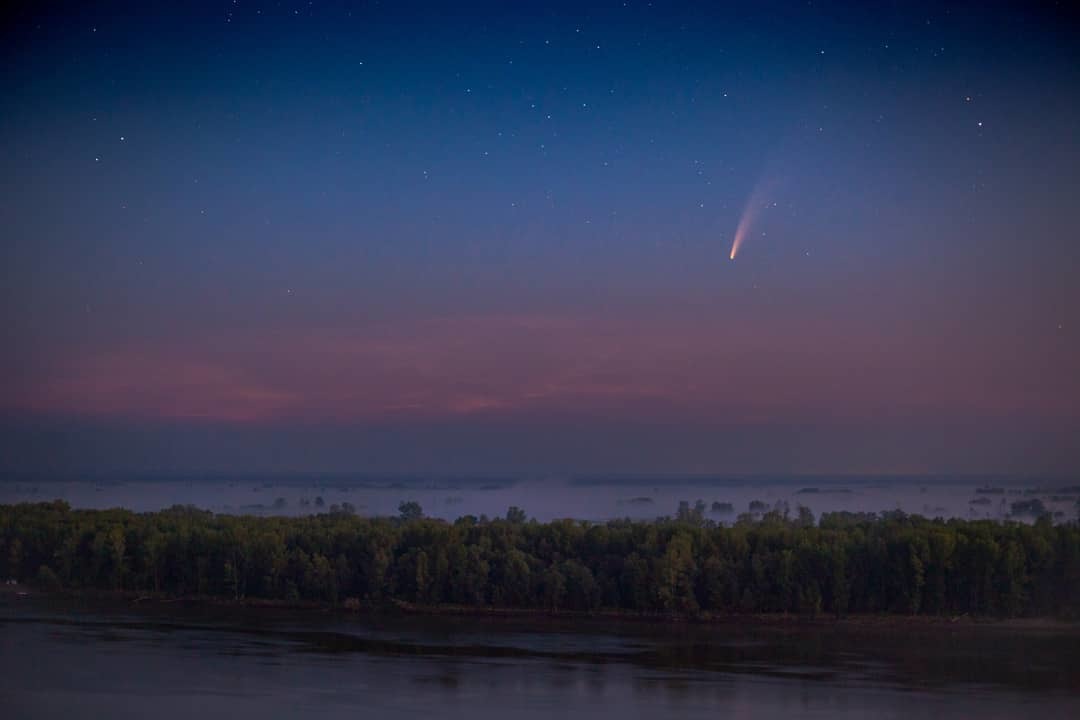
[{"xmin": 2, "ymin": 1, "xmax": 1078, "ymax": 476}]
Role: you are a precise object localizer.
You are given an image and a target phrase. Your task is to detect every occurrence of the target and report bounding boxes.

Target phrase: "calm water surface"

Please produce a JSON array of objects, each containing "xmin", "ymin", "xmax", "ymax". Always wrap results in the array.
[{"xmin": 1, "ymin": 599, "xmax": 1078, "ymax": 719}]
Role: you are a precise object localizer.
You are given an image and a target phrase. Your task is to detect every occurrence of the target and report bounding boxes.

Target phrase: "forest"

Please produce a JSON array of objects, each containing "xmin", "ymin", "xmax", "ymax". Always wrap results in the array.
[{"xmin": 3, "ymin": 500, "xmax": 1079, "ymax": 618}]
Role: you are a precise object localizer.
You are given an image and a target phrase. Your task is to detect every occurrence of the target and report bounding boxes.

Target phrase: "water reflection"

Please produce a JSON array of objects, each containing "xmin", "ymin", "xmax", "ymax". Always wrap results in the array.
[{"xmin": 1, "ymin": 602, "xmax": 1078, "ymax": 719}]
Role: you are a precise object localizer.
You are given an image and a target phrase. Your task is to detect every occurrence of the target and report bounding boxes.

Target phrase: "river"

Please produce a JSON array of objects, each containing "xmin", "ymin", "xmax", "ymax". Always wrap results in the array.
[{"xmin": 1, "ymin": 598, "xmax": 1077, "ymax": 718}]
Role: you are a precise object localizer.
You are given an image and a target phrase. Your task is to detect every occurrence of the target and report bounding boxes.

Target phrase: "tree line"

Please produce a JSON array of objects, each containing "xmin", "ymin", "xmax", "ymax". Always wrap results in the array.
[{"xmin": 2, "ymin": 500, "xmax": 1079, "ymax": 618}]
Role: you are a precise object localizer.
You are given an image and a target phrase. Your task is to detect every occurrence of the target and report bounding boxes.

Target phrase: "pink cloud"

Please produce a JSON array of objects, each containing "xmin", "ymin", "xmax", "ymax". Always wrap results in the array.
[{"xmin": 6, "ymin": 309, "xmax": 1076, "ymax": 425}]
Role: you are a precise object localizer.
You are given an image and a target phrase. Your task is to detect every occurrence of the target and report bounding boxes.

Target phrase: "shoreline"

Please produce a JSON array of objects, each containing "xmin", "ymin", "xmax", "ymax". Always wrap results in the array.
[{"xmin": 4, "ymin": 583, "xmax": 1076, "ymax": 633}]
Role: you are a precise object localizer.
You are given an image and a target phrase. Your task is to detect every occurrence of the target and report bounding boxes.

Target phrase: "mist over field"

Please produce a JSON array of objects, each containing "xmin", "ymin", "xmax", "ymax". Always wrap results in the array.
[{"xmin": 3, "ymin": 473, "xmax": 1076, "ymax": 524}]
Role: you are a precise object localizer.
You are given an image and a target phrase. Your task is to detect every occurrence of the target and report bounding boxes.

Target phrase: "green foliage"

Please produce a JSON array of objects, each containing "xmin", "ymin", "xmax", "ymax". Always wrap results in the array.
[
  {"xmin": 2, "ymin": 501, "xmax": 1078, "ymax": 618},
  {"xmin": 36, "ymin": 564, "xmax": 62, "ymax": 591}
]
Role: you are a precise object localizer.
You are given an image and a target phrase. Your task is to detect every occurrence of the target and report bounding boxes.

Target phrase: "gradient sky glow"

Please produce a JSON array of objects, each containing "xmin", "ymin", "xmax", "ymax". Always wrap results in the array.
[{"xmin": 2, "ymin": 1, "xmax": 1078, "ymax": 475}]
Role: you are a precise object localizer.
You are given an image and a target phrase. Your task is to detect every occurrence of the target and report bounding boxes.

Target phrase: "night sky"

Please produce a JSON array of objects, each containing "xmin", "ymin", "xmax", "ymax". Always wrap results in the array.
[{"xmin": 2, "ymin": 1, "xmax": 1078, "ymax": 476}]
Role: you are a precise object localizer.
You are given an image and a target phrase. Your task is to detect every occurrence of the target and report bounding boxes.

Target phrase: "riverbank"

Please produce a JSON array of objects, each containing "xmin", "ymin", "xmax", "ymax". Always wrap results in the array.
[
  {"xmin": 386, "ymin": 599, "xmax": 1080, "ymax": 632},
  {"xmin": 4, "ymin": 582, "xmax": 1077, "ymax": 635}
]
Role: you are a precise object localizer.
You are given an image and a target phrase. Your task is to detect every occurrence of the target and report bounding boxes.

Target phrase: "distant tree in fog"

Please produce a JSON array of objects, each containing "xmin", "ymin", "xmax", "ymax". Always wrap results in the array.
[{"xmin": 676, "ymin": 500, "xmax": 707, "ymax": 526}]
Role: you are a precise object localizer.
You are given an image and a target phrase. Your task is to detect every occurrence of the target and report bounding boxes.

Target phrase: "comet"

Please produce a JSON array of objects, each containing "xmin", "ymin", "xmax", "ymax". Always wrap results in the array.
[{"xmin": 729, "ymin": 180, "xmax": 774, "ymax": 260}]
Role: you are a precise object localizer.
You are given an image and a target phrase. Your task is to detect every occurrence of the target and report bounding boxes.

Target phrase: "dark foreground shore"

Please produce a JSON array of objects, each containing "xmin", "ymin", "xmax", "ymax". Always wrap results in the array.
[
  {"xmin": 5, "ymin": 587, "xmax": 1080, "ymax": 720},
  {"xmin": 5, "ymin": 581, "xmax": 1077, "ymax": 636}
]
